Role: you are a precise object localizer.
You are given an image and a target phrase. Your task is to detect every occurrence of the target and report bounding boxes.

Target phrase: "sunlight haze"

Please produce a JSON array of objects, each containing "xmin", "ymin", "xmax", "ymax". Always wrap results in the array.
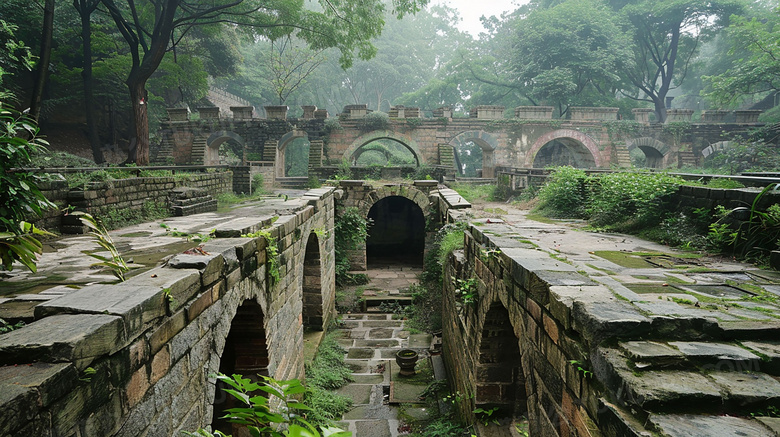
[{"xmin": 433, "ymin": 0, "xmax": 526, "ymax": 36}]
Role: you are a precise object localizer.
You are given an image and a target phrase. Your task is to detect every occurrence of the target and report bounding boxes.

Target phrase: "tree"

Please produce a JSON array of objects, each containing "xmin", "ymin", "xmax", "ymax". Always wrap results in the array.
[
  {"xmin": 74, "ymin": 0, "xmax": 106, "ymax": 163},
  {"xmin": 28, "ymin": 0, "xmax": 55, "ymax": 121},
  {"xmin": 100, "ymin": 0, "xmax": 429, "ymax": 166},
  {"xmin": 614, "ymin": 0, "xmax": 744, "ymax": 122},
  {"xmin": 704, "ymin": 8, "xmax": 780, "ymax": 108},
  {"xmin": 508, "ymin": 0, "xmax": 629, "ymax": 116},
  {"xmin": 267, "ymin": 36, "xmax": 325, "ymax": 105}
]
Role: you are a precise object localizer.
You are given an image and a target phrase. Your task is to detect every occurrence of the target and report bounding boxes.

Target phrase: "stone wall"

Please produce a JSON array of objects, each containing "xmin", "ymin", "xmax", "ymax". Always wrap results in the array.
[
  {"xmin": 442, "ymin": 207, "xmax": 780, "ymax": 436},
  {"xmin": 0, "ymin": 187, "xmax": 337, "ymax": 437},
  {"xmin": 65, "ymin": 172, "xmax": 232, "ymax": 224}
]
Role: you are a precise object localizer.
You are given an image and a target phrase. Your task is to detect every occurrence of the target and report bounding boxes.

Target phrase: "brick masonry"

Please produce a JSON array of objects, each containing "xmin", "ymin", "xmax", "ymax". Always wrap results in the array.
[{"xmin": 0, "ymin": 187, "xmax": 337, "ymax": 437}]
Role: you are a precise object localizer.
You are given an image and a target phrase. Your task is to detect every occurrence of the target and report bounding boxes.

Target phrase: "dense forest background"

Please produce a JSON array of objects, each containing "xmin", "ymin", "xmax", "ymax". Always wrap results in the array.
[{"xmin": 1, "ymin": 0, "xmax": 779, "ymax": 165}]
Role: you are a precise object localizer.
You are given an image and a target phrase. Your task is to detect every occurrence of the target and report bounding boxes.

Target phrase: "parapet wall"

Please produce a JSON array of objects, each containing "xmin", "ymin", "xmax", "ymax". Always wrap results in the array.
[{"xmin": 0, "ymin": 187, "xmax": 337, "ymax": 437}]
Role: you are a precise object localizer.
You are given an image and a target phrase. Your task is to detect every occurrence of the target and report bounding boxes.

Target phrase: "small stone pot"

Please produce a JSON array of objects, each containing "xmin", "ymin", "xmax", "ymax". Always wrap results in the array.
[{"xmin": 395, "ymin": 349, "xmax": 419, "ymax": 376}]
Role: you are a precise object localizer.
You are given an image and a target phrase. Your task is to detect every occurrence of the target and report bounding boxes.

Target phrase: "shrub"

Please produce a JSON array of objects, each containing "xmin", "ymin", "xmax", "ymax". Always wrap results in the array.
[
  {"xmin": 334, "ymin": 207, "xmax": 370, "ymax": 285},
  {"xmin": 357, "ymin": 111, "xmax": 390, "ymax": 131},
  {"xmin": 251, "ymin": 172, "xmax": 266, "ymax": 193},
  {"xmin": 587, "ymin": 172, "xmax": 683, "ymax": 229},
  {"xmin": 534, "ymin": 166, "xmax": 588, "ymax": 218}
]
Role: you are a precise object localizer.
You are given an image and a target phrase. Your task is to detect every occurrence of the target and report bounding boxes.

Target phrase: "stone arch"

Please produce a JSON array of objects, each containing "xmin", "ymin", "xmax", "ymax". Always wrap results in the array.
[
  {"xmin": 210, "ymin": 299, "xmax": 269, "ymax": 435},
  {"xmin": 525, "ymin": 129, "xmax": 603, "ymax": 168},
  {"xmin": 475, "ymin": 301, "xmax": 526, "ymax": 418},
  {"xmin": 301, "ymin": 232, "xmax": 324, "ymax": 330},
  {"xmin": 343, "ymin": 130, "xmax": 423, "ymax": 167},
  {"xmin": 277, "ymin": 130, "xmax": 309, "ymax": 177},
  {"xmin": 448, "ymin": 130, "xmax": 499, "ymax": 178},
  {"xmin": 626, "ymin": 137, "xmax": 670, "ymax": 168},
  {"xmin": 702, "ymin": 140, "xmax": 735, "ymax": 158},
  {"xmin": 206, "ymin": 130, "xmax": 246, "ymax": 166},
  {"xmin": 355, "ymin": 185, "xmax": 431, "ymax": 218}
]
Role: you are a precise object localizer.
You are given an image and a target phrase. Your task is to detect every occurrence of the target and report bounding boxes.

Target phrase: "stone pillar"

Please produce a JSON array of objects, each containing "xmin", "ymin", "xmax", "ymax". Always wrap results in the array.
[
  {"xmin": 197, "ymin": 107, "xmax": 220, "ymax": 120},
  {"xmin": 515, "ymin": 106, "xmax": 554, "ymax": 119},
  {"xmin": 665, "ymin": 109, "xmax": 694, "ymax": 122},
  {"xmin": 301, "ymin": 105, "xmax": 317, "ymax": 119},
  {"xmin": 433, "ymin": 106, "xmax": 453, "ymax": 118},
  {"xmin": 569, "ymin": 107, "xmax": 618, "ymax": 121},
  {"xmin": 632, "ymin": 108, "xmax": 653, "ymax": 124},
  {"xmin": 264, "ymin": 105, "xmax": 288, "ymax": 120},
  {"xmin": 230, "ymin": 106, "xmax": 254, "ymax": 119},
  {"xmin": 314, "ymin": 109, "xmax": 329, "ymax": 119},
  {"xmin": 735, "ymin": 110, "xmax": 762, "ymax": 123},
  {"xmin": 701, "ymin": 110, "xmax": 727, "ymax": 123},
  {"xmin": 166, "ymin": 108, "xmax": 189, "ymax": 122}
]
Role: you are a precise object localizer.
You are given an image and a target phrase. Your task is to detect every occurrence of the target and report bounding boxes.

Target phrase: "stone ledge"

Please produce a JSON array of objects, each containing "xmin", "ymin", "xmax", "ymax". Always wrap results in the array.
[{"xmin": 0, "ymin": 314, "xmax": 125, "ymax": 369}]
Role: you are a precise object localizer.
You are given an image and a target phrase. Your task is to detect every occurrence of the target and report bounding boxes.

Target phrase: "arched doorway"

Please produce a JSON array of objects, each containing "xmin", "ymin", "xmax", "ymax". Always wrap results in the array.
[
  {"xmin": 454, "ymin": 140, "xmax": 483, "ymax": 177},
  {"xmin": 532, "ymin": 138, "xmax": 597, "ymax": 168},
  {"xmin": 206, "ymin": 131, "xmax": 246, "ymax": 166},
  {"xmin": 449, "ymin": 131, "xmax": 498, "ymax": 178},
  {"xmin": 476, "ymin": 303, "xmax": 525, "ymax": 419},
  {"xmin": 211, "ymin": 300, "xmax": 268, "ymax": 435},
  {"xmin": 354, "ymin": 139, "xmax": 417, "ymax": 167},
  {"xmin": 283, "ymin": 137, "xmax": 311, "ymax": 176},
  {"xmin": 366, "ymin": 196, "xmax": 425, "ymax": 266},
  {"xmin": 627, "ymin": 138, "xmax": 669, "ymax": 168},
  {"xmin": 344, "ymin": 130, "xmax": 423, "ymax": 169},
  {"xmin": 302, "ymin": 232, "xmax": 324, "ymax": 330}
]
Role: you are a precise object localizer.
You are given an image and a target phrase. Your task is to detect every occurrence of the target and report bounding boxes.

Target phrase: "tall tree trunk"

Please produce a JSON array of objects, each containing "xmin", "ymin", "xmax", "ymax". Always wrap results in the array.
[
  {"xmin": 76, "ymin": 0, "xmax": 105, "ymax": 163},
  {"xmin": 128, "ymin": 80, "xmax": 149, "ymax": 165},
  {"xmin": 29, "ymin": 0, "xmax": 55, "ymax": 120}
]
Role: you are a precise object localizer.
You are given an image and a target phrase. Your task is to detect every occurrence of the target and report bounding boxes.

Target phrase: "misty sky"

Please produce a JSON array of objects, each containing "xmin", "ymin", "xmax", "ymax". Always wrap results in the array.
[{"xmin": 432, "ymin": 0, "xmax": 526, "ymax": 36}]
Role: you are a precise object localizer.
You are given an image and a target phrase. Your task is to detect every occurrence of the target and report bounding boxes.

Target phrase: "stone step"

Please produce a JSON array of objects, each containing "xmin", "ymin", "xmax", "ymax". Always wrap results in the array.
[
  {"xmin": 597, "ymin": 347, "xmax": 780, "ymax": 414},
  {"xmin": 170, "ymin": 199, "xmax": 218, "ymax": 216},
  {"xmin": 619, "ymin": 340, "xmax": 763, "ymax": 372},
  {"xmin": 276, "ymin": 177, "xmax": 309, "ymax": 188}
]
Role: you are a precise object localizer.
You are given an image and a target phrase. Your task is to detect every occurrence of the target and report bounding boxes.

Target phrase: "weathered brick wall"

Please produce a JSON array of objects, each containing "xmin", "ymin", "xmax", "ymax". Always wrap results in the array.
[
  {"xmin": 67, "ymin": 172, "xmax": 233, "ymax": 219},
  {"xmin": 442, "ymin": 223, "xmax": 601, "ymax": 435},
  {"xmin": 673, "ymin": 184, "xmax": 780, "ymax": 212},
  {"xmin": 0, "ymin": 188, "xmax": 337, "ymax": 437}
]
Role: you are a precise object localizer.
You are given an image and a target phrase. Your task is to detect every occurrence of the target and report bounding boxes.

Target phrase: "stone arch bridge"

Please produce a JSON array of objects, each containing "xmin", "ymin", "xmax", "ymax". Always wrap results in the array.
[
  {"xmin": 1, "ymin": 180, "xmax": 780, "ymax": 436},
  {"xmin": 157, "ymin": 105, "xmax": 762, "ymax": 183}
]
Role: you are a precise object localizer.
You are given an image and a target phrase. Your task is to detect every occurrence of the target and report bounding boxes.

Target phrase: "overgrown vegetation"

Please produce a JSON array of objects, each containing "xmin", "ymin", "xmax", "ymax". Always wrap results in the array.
[
  {"xmin": 334, "ymin": 207, "xmax": 371, "ymax": 286},
  {"xmin": 0, "ymin": 105, "xmax": 55, "ymax": 272},
  {"xmin": 532, "ymin": 166, "xmax": 780, "ymax": 266},
  {"xmin": 446, "ymin": 183, "xmax": 499, "ymax": 203},
  {"xmin": 183, "ymin": 374, "xmax": 350, "ymax": 437},
  {"xmin": 303, "ymin": 331, "xmax": 354, "ymax": 427}
]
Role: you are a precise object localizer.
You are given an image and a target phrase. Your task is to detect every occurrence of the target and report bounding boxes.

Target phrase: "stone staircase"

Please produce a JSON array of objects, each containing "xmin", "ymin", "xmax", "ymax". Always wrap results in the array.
[
  {"xmin": 438, "ymin": 144, "xmax": 454, "ymax": 167},
  {"xmin": 614, "ymin": 146, "xmax": 632, "ymax": 167},
  {"xmin": 169, "ymin": 187, "xmax": 217, "ymax": 216},
  {"xmin": 190, "ymin": 137, "xmax": 207, "ymax": 165},
  {"xmin": 594, "ymin": 340, "xmax": 780, "ymax": 435},
  {"xmin": 276, "ymin": 177, "xmax": 309, "ymax": 189},
  {"xmin": 309, "ymin": 140, "xmax": 324, "ymax": 168}
]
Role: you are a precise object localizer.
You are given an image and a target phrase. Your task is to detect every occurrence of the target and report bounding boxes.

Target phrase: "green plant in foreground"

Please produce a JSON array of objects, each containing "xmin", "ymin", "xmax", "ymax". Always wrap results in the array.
[
  {"xmin": 473, "ymin": 406, "xmax": 500, "ymax": 426},
  {"xmin": 0, "ymin": 317, "xmax": 24, "ymax": 334},
  {"xmin": 454, "ymin": 277, "xmax": 479, "ymax": 305},
  {"xmin": 75, "ymin": 212, "xmax": 130, "ymax": 282},
  {"xmin": 183, "ymin": 374, "xmax": 350, "ymax": 437}
]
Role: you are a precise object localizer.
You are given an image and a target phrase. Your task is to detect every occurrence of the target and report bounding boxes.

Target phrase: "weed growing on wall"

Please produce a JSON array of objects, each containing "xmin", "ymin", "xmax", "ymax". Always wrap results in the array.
[
  {"xmin": 242, "ymin": 228, "xmax": 280, "ymax": 286},
  {"xmin": 334, "ymin": 207, "xmax": 370, "ymax": 286},
  {"xmin": 75, "ymin": 212, "xmax": 130, "ymax": 282}
]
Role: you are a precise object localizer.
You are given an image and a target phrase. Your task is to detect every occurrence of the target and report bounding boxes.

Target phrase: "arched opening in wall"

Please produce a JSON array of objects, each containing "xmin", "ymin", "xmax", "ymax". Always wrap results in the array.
[
  {"xmin": 353, "ymin": 139, "xmax": 418, "ymax": 167},
  {"xmin": 211, "ymin": 300, "xmax": 268, "ymax": 435},
  {"xmin": 217, "ymin": 139, "xmax": 243, "ymax": 165},
  {"xmin": 283, "ymin": 137, "xmax": 310, "ymax": 177},
  {"xmin": 629, "ymin": 146, "xmax": 665, "ymax": 168},
  {"xmin": 533, "ymin": 138, "xmax": 596, "ymax": 168},
  {"xmin": 476, "ymin": 303, "xmax": 526, "ymax": 420},
  {"xmin": 302, "ymin": 232, "xmax": 324, "ymax": 330},
  {"xmin": 366, "ymin": 196, "xmax": 425, "ymax": 266},
  {"xmin": 454, "ymin": 140, "xmax": 483, "ymax": 177}
]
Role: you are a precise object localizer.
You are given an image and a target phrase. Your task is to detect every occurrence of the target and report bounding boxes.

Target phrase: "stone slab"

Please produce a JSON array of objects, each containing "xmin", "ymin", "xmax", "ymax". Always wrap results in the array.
[
  {"xmin": 649, "ymin": 413, "xmax": 774, "ymax": 437},
  {"xmin": 669, "ymin": 342, "xmax": 760, "ymax": 362},
  {"xmin": 354, "ymin": 420, "xmax": 391, "ymax": 437},
  {"xmin": 354, "ymin": 339, "xmax": 399, "ymax": 348},
  {"xmin": 408, "ymin": 333, "xmax": 433, "ymax": 348},
  {"xmin": 0, "ymin": 314, "xmax": 125, "ymax": 369},
  {"xmin": 708, "ymin": 372, "xmax": 780, "ymax": 405},
  {"xmin": 347, "ymin": 348, "xmax": 376, "ymax": 359},
  {"xmin": 620, "ymin": 341, "xmax": 684, "ymax": 361},
  {"xmin": 335, "ymin": 384, "xmax": 372, "ymax": 405}
]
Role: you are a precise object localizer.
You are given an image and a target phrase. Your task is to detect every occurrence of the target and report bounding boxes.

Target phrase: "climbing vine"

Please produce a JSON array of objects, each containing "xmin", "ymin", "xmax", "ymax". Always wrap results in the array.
[
  {"xmin": 334, "ymin": 207, "xmax": 371, "ymax": 286},
  {"xmin": 242, "ymin": 228, "xmax": 281, "ymax": 286}
]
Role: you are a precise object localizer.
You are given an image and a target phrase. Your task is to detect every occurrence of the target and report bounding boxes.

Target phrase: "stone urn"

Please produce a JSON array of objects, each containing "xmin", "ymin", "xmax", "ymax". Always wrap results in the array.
[{"xmin": 395, "ymin": 349, "xmax": 419, "ymax": 376}]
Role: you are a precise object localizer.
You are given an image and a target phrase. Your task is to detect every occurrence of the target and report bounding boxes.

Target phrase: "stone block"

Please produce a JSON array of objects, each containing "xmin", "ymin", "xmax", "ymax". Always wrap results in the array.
[
  {"xmin": 0, "ymin": 314, "xmax": 125, "ymax": 369},
  {"xmin": 709, "ymin": 371, "xmax": 780, "ymax": 407},
  {"xmin": 149, "ymin": 310, "xmax": 187, "ymax": 355},
  {"xmin": 169, "ymin": 252, "xmax": 225, "ymax": 293},
  {"xmin": 649, "ymin": 413, "xmax": 773, "ymax": 436}
]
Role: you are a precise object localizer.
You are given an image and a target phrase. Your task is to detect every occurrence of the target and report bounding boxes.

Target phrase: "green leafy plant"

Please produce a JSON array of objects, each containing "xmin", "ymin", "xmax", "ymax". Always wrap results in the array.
[
  {"xmin": 74, "ymin": 212, "xmax": 130, "ymax": 282},
  {"xmin": 357, "ymin": 111, "xmax": 390, "ymax": 131},
  {"xmin": 569, "ymin": 360, "xmax": 592, "ymax": 378},
  {"xmin": 242, "ymin": 228, "xmax": 280, "ymax": 286},
  {"xmin": 183, "ymin": 374, "xmax": 351, "ymax": 437},
  {"xmin": 0, "ymin": 317, "xmax": 24, "ymax": 334},
  {"xmin": 533, "ymin": 166, "xmax": 588, "ymax": 219},
  {"xmin": 473, "ymin": 406, "xmax": 500, "ymax": 426},
  {"xmin": 334, "ymin": 207, "xmax": 371, "ymax": 286},
  {"xmin": 454, "ymin": 277, "xmax": 479, "ymax": 305},
  {"xmin": 79, "ymin": 367, "xmax": 97, "ymax": 383},
  {"xmin": 0, "ymin": 105, "xmax": 56, "ymax": 272}
]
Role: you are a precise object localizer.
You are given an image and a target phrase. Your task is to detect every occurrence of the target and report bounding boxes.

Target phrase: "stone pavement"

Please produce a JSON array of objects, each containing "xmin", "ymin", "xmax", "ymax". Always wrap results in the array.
[{"xmin": 331, "ymin": 313, "xmax": 434, "ymax": 437}]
